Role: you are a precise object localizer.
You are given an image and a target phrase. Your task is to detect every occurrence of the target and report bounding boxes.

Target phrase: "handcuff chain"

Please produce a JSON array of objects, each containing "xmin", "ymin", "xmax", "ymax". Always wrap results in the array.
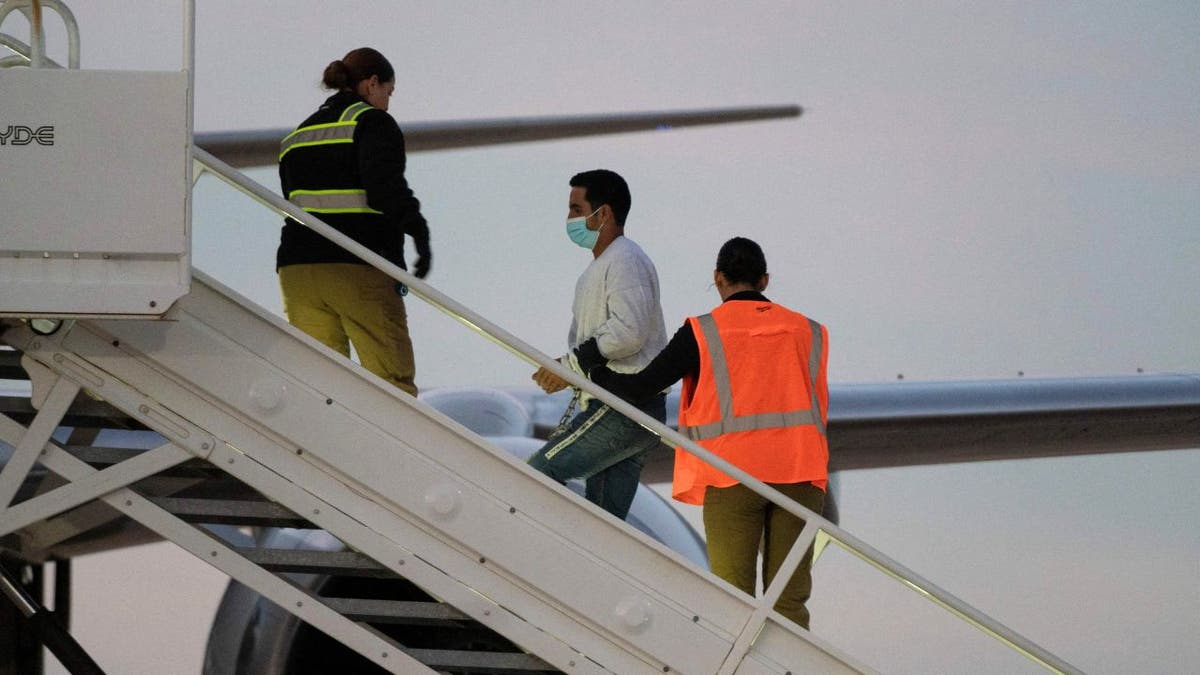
[{"xmin": 553, "ymin": 388, "xmax": 581, "ymax": 436}]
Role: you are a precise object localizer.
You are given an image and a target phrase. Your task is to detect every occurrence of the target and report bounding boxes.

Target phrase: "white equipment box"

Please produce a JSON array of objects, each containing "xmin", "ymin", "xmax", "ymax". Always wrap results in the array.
[{"xmin": 0, "ymin": 68, "xmax": 191, "ymax": 317}]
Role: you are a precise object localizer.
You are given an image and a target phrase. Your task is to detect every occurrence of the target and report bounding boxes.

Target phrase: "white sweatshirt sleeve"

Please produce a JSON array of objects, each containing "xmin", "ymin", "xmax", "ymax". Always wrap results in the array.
[{"xmin": 593, "ymin": 258, "xmax": 657, "ymax": 360}]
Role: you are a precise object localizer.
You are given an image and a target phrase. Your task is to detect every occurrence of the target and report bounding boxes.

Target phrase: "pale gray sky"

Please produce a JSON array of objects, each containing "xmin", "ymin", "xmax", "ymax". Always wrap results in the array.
[{"xmin": 22, "ymin": 2, "xmax": 1200, "ymax": 673}]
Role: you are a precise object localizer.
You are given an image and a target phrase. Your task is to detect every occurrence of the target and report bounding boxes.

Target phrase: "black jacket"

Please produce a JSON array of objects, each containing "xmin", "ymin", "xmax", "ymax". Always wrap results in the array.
[
  {"xmin": 277, "ymin": 91, "xmax": 429, "ymax": 269},
  {"xmin": 588, "ymin": 291, "xmax": 771, "ymax": 403}
]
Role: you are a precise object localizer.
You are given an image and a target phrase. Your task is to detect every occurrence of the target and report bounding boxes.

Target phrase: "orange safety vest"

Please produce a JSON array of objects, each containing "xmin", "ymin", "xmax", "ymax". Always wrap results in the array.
[{"xmin": 673, "ymin": 300, "xmax": 829, "ymax": 505}]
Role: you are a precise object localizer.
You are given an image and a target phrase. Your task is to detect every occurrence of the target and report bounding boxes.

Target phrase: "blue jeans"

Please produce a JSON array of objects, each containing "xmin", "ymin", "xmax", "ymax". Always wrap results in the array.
[{"xmin": 528, "ymin": 394, "xmax": 666, "ymax": 519}]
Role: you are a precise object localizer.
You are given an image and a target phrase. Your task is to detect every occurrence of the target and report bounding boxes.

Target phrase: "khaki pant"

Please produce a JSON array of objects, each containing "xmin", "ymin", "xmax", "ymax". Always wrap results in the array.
[
  {"xmin": 703, "ymin": 481, "xmax": 825, "ymax": 629},
  {"xmin": 279, "ymin": 263, "xmax": 417, "ymax": 396}
]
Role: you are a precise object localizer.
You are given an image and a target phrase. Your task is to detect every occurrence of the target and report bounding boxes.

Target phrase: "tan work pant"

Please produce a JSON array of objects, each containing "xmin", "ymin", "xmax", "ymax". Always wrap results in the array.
[
  {"xmin": 278, "ymin": 263, "xmax": 417, "ymax": 396},
  {"xmin": 703, "ymin": 481, "xmax": 825, "ymax": 629}
]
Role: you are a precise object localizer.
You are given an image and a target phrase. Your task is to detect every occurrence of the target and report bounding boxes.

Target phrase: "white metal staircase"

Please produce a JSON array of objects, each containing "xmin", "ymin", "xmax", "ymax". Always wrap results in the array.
[
  {"xmin": 0, "ymin": 226, "xmax": 1087, "ymax": 674},
  {"xmin": 0, "ymin": 273, "xmax": 869, "ymax": 674},
  {"xmin": 0, "ymin": 3, "xmax": 1085, "ymax": 671}
]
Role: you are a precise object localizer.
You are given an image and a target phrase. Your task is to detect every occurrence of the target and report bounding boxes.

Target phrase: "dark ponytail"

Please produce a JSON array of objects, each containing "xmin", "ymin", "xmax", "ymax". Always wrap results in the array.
[
  {"xmin": 715, "ymin": 237, "xmax": 768, "ymax": 286},
  {"xmin": 321, "ymin": 47, "xmax": 395, "ymax": 91}
]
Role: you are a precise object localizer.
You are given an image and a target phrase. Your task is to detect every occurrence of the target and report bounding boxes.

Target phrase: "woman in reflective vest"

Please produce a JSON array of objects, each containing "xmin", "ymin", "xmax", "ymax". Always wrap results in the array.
[
  {"xmin": 587, "ymin": 236, "xmax": 829, "ymax": 629},
  {"xmin": 276, "ymin": 47, "xmax": 431, "ymax": 396}
]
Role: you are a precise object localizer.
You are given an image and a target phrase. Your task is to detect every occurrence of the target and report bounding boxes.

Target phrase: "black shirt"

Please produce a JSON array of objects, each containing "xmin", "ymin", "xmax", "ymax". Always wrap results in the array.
[{"xmin": 590, "ymin": 291, "xmax": 770, "ymax": 403}]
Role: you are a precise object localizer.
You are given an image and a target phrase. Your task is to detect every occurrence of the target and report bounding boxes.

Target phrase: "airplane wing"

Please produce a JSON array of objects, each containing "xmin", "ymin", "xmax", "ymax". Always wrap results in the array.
[
  {"xmin": 5, "ymin": 348, "xmax": 1196, "ymax": 481},
  {"xmin": 522, "ymin": 373, "xmax": 1200, "ymax": 482},
  {"xmin": 1, "ymin": 343, "xmax": 1197, "ymax": 559},
  {"xmin": 822, "ymin": 374, "xmax": 1200, "ymax": 470},
  {"xmin": 195, "ymin": 105, "xmax": 802, "ymax": 168}
]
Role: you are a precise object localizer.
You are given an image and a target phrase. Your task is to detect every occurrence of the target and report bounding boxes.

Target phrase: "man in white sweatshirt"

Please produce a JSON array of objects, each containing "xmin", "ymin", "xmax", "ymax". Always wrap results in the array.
[{"xmin": 528, "ymin": 169, "xmax": 668, "ymax": 519}]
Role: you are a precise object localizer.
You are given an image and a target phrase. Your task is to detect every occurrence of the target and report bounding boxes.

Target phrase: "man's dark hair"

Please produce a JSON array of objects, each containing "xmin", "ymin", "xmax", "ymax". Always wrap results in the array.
[
  {"xmin": 570, "ymin": 170, "xmax": 631, "ymax": 226},
  {"xmin": 716, "ymin": 237, "xmax": 768, "ymax": 285}
]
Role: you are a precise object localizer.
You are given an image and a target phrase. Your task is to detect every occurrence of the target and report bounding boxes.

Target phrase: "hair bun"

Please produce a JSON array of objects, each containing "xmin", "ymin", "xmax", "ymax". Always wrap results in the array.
[{"xmin": 321, "ymin": 59, "xmax": 350, "ymax": 90}]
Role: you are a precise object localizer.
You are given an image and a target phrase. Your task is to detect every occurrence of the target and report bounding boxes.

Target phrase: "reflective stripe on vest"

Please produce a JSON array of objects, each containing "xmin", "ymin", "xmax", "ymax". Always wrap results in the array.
[
  {"xmin": 679, "ymin": 313, "xmax": 826, "ymax": 441},
  {"xmin": 287, "ymin": 189, "xmax": 383, "ymax": 214},
  {"xmin": 278, "ymin": 102, "xmax": 374, "ymax": 161}
]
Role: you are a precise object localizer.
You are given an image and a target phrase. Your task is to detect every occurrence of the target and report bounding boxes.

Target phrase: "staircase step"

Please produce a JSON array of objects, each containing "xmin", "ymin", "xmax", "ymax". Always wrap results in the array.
[
  {"xmin": 235, "ymin": 547, "xmax": 393, "ymax": 577},
  {"xmin": 65, "ymin": 445, "xmax": 147, "ymax": 465},
  {"xmin": 64, "ymin": 447, "xmax": 218, "ymax": 481},
  {"xmin": 152, "ymin": 497, "xmax": 311, "ymax": 527},
  {"xmin": 322, "ymin": 597, "xmax": 470, "ymax": 624},
  {"xmin": 403, "ymin": 648, "xmax": 555, "ymax": 673}
]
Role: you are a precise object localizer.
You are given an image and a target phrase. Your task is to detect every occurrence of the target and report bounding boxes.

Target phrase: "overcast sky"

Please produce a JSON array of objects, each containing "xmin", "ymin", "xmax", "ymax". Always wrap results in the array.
[{"xmin": 20, "ymin": 2, "xmax": 1199, "ymax": 673}]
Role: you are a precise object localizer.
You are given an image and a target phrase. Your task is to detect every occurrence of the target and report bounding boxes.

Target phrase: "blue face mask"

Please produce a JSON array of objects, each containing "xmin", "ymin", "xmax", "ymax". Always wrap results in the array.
[{"xmin": 565, "ymin": 207, "xmax": 603, "ymax": 250}]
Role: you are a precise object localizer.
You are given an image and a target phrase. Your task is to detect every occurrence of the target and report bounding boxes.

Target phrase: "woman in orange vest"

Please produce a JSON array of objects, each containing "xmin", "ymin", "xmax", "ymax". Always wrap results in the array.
[{"xmin": 585, "ymin": 236, "xmax": 829, "ymax": 629}]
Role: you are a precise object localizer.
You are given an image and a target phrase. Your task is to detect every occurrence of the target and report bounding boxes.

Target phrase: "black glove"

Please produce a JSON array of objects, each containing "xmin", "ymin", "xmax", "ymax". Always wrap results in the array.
[
  {"xmin": 413, "ymin": 252, "xmax": 431, "ymax": 279},
  {"xmin": 589, "ymin": 365, "xmax": 616, "ymax": 390},
  {"xmin": 587, "ymin": 365, "xmax": 640, "ymax": 406},
  {"xmin": 413, "ymin": 239, "xmax": 432, "ymax": 279},
  {"xmin": 573, "ymin": 338, "xmax": 607, "ymax": 378},
  {"xmin": 401, "ymin": 211, "xmax": 431, "ymax": 279}
]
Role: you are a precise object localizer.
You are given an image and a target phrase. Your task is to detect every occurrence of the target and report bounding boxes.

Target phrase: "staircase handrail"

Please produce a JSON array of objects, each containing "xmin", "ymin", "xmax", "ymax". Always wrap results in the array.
[
  {"xmin": 190, "ymin": 145, "xmax": 1081, "ymax": 674},
  {"xmin": 0, "ymin": 6, "xmax": 1080, "ymax": 669},
  {"xmin": 0, "ymin": 0, "xmax": 81, "ymax": 68}
]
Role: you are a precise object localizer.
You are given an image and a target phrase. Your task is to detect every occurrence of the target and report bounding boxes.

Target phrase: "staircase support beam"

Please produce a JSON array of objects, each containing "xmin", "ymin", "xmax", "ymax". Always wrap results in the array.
[
  {"xmin": 0, "ymin": 442, "xmax": 189, "ymax": 537},
  {"xmin": 14, "ymin": 432, "xmax": 436, "ymax": 675}
]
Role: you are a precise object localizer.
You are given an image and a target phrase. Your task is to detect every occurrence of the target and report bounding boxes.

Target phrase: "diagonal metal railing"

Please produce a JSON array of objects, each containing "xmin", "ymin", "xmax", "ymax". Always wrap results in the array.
[
  {"xmin": 191, "ymin": 145, "xmax": 1083, "ymax": 674},
  {"xmin": 1, "ymin": 5, "xmax": 1080, "ymax": 667}
]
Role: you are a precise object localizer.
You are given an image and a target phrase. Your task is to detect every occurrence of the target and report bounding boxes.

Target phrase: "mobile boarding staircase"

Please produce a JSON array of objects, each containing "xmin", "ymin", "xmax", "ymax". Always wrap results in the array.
[{"xmin": 0, "ymin": 3, "xmax": 1082, "ymax": 673}]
